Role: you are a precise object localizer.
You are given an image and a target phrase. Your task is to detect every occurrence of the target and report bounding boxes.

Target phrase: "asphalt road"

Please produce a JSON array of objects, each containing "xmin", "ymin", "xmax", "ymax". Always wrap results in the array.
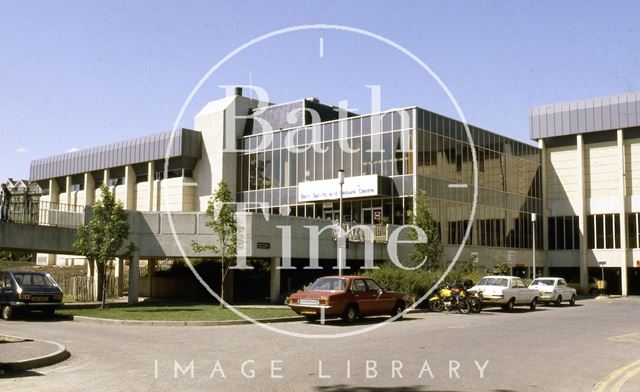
[{"xmin": 1, "ymin": 297, "xmax": 639, "ymax": 392}]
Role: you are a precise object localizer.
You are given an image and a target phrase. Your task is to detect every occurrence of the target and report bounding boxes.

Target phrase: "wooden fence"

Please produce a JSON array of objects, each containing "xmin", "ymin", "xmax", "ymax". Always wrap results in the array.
[{"xmin": 53, "ymin": 274, "xmax": 119, "ymax": 302}]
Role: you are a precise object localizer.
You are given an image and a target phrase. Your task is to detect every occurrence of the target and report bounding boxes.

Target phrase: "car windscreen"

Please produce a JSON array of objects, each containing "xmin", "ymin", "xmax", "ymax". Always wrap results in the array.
[
  {"xmin": 13, "ymin": 273, "xmax": 56, "ymax": 287},
  {"xmin": 477, "ymin": 278, "xmax": 509, "ymax": 287},
  {"xmin": 531, "ymin": 279, "xmax": 555, "ymax": 286},
  {"xmin": 307, "ymin": 278, "xmax": 347, "ymax": 291}
]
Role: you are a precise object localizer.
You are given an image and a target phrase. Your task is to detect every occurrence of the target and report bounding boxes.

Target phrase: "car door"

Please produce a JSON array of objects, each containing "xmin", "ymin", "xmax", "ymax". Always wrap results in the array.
[
  {"xmin": 350, "ymin": 279, "xmax": 375, "ymax": 316},
  {"xmin": 364, "ymin": 279, "xmax": 394, "ymax": 315},
  {"xmin": 557, "ymin": 279, "xmax": 571, "ymax": 299},
  {"xmin": 0, "ymin": 272, "xmax": 5, "ymax": 303},
  {"xmin": 512, "ymin": 278, "xmax": 527, "ymax": 304},
  {"xmin": 0, "ymin": 272, "xmax": 12, "ymax": 304}
]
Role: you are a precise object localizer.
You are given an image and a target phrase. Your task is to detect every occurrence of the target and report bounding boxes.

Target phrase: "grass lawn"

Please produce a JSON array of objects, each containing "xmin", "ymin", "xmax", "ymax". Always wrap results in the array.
[{"xmin": 58, "ymin": 304, "xmax": 297, "ymax": 321}]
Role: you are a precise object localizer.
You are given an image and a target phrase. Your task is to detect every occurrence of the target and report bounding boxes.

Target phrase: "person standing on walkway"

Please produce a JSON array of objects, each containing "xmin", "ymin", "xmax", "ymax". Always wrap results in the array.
[{"xmin": 0, "ymin": 183, "xmax": 12, "ymax": 222}]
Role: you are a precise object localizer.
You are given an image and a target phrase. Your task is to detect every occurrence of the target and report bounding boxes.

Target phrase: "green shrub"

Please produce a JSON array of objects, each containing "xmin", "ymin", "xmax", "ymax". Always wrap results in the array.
[{"xmin": 361, "ymin": 260, "xmax": 483, "ymax": 305}]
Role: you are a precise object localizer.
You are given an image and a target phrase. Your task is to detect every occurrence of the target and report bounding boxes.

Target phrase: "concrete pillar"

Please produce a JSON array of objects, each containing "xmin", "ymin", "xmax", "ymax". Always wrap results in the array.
[
  {"xmin": 84, "ymin": 172, "xmax": 95, "ymax": 206},
  {"xmin": 128, "ymin": 254, "xmax": 140, "ymax": 305},
  {"xmin": 49, "ymin": 179, "xmax": 60, "ymax": 204},
  {"xmin": 124, "ymin": 165, "xmax": 136, "ymax": 210},
  {"xmin": 617, "ymin": 129, "xmax": 629, "ymax": 296},
  {"xmin": 539, "ymin": 139, "xmax": 550, "ymax": 276},
  {"xmin": 65, "ymin": 176, "xmax": 72, "ymax": 205},
  {"xmin": 577, "ymin": 134, "xmax": 589, "ymax": 293},
  {"xmin": 148, "ymin": 161, "xmax": 155, "ymax": 211},
  {"xmin": 223, "ymin": 268, "xmax": 234, "ymax": 303},
  {"xmin": 115, "ymin": 258, "xmax": 124, "ymax": 297},
  {"xmin": 270, "ymin": 257, "xmax": 282, "ymax": 304},
  {"xmin": 148, "ymin": 259, "xmax": 157, "ymax": 298}
]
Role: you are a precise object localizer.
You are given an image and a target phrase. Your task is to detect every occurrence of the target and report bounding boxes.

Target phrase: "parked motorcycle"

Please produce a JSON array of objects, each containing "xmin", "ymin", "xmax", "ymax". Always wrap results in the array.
[
  {"xmin": 429, "ymin": 282, "xmax": 471, "ymax": 314},
  {"xmin": 462, "ymin": 279, "xmax": 483, "ymax": 313}
]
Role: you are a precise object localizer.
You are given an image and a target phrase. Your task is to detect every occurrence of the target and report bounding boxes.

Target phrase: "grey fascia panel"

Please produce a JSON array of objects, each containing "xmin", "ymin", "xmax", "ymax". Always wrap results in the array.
[
  {"xmin": 530, "ymin": 91, "xmax": 640, "ymax": 139},
  {"xmin": 30, "ymin": 128, "xmax": 202, "ymax": 181}
]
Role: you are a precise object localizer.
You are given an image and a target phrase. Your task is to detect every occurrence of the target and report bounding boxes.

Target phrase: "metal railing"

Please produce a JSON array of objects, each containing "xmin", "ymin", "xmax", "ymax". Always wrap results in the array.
[
  {"xmin": 6, "ymin": 199, "xmax": 85, "ymax": 228},
  {"xmin": 331, "ymin": 223, "xmax": 390, "ymax": 243}
]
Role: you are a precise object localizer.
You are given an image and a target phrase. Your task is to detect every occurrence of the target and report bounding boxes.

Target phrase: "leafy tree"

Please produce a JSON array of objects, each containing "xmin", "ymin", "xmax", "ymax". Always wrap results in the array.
[
  {"xmin": 408, "ymin": 190, "xmax": 443, "ymax": 269},
  {"xmin": 192, "ymin": 181, "xmax": 237, "ymax": 307},
  {"xmin": 73, "ymin": 184, "xmax": 135, "ymax": 309}
]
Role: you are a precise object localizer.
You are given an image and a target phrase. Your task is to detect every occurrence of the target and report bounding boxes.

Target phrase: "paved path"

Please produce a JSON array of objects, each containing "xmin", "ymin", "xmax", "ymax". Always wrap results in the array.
[{"xmin": 0, "ymin": 297, "xmax": 639, "ymax": 391}]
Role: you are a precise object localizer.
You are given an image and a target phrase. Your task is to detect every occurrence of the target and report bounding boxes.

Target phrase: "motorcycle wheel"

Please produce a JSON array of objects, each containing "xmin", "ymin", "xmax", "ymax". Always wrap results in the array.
[
  {"xmin": 470, "ymin": 298, "xmax": 482, "ymax": 313},
  {"xmin": 429, "ymin": 299, "xmax": 443, "ymax": 312},
  {"xmin": 458, "ymin": 299, "xmax": 471, "ymax": 314}
]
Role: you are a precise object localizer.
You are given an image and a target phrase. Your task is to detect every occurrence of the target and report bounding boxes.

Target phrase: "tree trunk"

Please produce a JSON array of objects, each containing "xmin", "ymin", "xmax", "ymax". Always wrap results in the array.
[
  {"xmin": 220, "ymin": 257, "xmax": 225, "ymax": 308},
  {"xmin": 96, "ymin": 261, "xmax": 105, "ymax": 306}
]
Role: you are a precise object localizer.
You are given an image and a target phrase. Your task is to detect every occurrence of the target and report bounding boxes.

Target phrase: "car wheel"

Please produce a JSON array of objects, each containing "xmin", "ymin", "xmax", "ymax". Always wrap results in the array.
[
  {"xmin": 390, "ymin": 302, "xmax": 405, "ymax": 320},
  {"xmin": 1, "ymin": 305, "xmax": 12, "ymax": 320},
  {"xmin": 569, "ymin": 295, "xmax": 576, "ymax": 306},
  {"xmin": 342, "ymin": 305, "xmax": 358, "ymax": 323},
  {"xmin": 429, "ymin": 299, "xmax": 443, "ymax": 313},
  {"xmin": 503, "ymin": 299, "xmax": 515, "ymax": 312},
  {"xmin": 529, "ymin": 297, "xmax": 537, "ymax": 311},
  {"xmin": 555, "ymin": 296, "xmax": 562, "ymax": 306}
]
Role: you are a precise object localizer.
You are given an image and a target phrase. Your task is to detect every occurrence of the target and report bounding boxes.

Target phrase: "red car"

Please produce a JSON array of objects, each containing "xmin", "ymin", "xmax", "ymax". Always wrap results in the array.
[{"xmin": 286, "ymin": 276, "xmax": 409, "ymax": 323}]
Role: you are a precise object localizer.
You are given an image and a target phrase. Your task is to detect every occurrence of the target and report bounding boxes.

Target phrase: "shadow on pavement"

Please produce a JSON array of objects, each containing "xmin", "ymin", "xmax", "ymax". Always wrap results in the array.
[
  {"xmin": 0, "ymin": 369, "xmax": 44, "ymax": 379},
  {"xmin": 4, "ymin": 311, "xmax": 73, "ymax": 322},
  {"xmin": 305, "ymin": 316, "xmax": 421, "ymax": 327},
  {"xmin": 315, "ymin": 385, "xmax": 436, "ymax": 392}
]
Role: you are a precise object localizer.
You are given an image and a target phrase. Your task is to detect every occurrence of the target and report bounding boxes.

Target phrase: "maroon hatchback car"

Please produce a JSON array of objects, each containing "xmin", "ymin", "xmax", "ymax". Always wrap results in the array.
[{"xmin": 286, "ymin": 276, "xmax": 409, "ymax": 323}]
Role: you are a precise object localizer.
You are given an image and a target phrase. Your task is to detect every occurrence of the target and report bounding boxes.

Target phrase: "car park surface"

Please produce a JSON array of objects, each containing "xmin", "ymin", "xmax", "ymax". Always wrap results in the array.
[{"xmin": 2, "ymin": 297, "xmax": 640, "ymax": 391}]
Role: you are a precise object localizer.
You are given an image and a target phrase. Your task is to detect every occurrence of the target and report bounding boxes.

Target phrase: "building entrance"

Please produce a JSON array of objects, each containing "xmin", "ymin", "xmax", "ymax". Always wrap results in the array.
[{"xmin": 362, "ymin": 207, "xmax": 382, "ymax": 224}]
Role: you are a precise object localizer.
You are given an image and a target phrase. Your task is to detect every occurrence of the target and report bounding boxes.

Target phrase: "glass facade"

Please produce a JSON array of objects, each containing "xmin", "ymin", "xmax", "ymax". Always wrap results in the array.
[{"xmin": 238, "ymin": 107, "xmax": 543, "ymax": 249}]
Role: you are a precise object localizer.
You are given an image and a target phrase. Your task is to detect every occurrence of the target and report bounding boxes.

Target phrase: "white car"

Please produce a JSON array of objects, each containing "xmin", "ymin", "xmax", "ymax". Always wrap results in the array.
[
  {"xmin": 529, "ymin": 277, "xmax": 577, "ymax": 306},
  {"xmin": 470, "ymin": 276, "xmax": 539, "ymax": 312}
]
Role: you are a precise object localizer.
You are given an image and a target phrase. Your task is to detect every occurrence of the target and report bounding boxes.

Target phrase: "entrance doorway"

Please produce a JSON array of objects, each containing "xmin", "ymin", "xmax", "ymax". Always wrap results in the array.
[{"xmin": 362, "ymin": 207, "xmax": 382, "ymax": 224}]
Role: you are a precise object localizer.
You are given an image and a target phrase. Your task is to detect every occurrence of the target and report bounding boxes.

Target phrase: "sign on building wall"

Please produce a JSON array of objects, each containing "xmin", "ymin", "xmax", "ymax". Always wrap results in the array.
[{"xmin": 297, "ymin": 175, "xmax": 385, "ymax": 202}]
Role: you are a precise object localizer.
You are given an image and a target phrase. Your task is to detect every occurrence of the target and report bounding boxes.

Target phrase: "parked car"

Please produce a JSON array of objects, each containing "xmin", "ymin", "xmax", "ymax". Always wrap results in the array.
[
  {"xmin": 0, "ymin": 271, "xmax": 64, "ymax": 320},
  {"xmin": 529, "ymin": 277, "xmax": 577, "ymax": 306},
  {"xmin": 286, "ymin": 276, "xmax": 409, "ymax": 323},
  {"xmin": 568, "ymin": 277, "xmax": 606, "ymax": 295},
  {"xmin": 469, "ymin": 276, "xmax": 539, "ymax": 311}
]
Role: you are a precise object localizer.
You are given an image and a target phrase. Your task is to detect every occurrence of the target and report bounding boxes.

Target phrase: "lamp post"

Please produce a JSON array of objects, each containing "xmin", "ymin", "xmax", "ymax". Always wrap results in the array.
[
  {"xmin": 532, "ymin": 213, "xmax": 537, "ymax": 279},
  {"xmin": 338, "ymin": 169, "xmax": 345, "ymax": 276}
]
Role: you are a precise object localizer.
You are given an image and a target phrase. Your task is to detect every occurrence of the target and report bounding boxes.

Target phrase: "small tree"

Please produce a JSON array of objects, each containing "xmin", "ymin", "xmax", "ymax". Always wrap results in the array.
[
  {"xmin": 409, "ymin": 190, "xmax": 443, "ymax": 269},
  {"xmin": 192, "ymin": 181, "xmax": 237, "ymax": 307},
  {"xmin": 74, "ymin": 184, "xmax": 134, "ymax": 309}
]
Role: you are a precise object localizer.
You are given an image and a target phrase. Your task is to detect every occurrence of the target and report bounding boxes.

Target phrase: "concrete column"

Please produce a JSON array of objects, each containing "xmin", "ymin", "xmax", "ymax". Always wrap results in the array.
[
  {"xmin": 223, "ymin": 268, "xmax": 234, "ymax": 303},
  {"xmin": 84, "ymin": 172, "xmax": 95, "ymax": 205},
  {"xmin": 270, "ymin": 257, "xmax": 281, "ymax": 304},
  {"xmin": 128, "ymin": 254, "xmax": 140, "ymax": 305},
  {"xmin": 115, "ymin": 258, "xmax": 124, "ymax": 297},
  {"xmin": 617, "ymin": 129, "xmax": 629, "ymax": 296},
  {"xmin": 124, "ymin": 165, "xmax": 136, "ymax": 210},
  {"xmin": 148, "ymin": 161, "xmax": 155, "ymax": 211},
  {"xmin": 148, "ymin": 259, "xmax": 157, "ymax": 298},
  {"xmin": 49, "ymin": 179, "xmax": 60, "ymax": 204},
  {"xmin": 539, "ymin": 139, "xmax": 550, "ymax": 275},
  {"xmin": 65, "ymin": 176, "xmax": 72, "ymax": 205},
  {"xmin": 577, "ymin": 134, "xmax": 589, "ymax": 293}
]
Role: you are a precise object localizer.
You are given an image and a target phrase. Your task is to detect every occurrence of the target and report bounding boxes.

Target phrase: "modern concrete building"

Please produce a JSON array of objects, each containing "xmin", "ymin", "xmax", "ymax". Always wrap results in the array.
[
  {"xmin": 25, "ymin": 88, "xmax": 640, "ymax": 299},
  {"xmin": 532, "ymin": 92, "xmax": 640, "ymax": 295}
]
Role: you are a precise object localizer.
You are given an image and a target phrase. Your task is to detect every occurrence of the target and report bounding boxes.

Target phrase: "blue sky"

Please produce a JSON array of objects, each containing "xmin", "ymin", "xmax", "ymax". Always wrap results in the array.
[{"xmin": 1, "ymin": 1, "xmax": 639, "ymax": 181}]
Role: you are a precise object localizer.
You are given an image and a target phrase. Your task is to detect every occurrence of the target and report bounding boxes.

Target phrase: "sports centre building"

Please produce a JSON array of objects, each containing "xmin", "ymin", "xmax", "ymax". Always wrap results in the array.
[{"xmin": 27, "ymin": 89, "xmax": 640, "ymax": 297}]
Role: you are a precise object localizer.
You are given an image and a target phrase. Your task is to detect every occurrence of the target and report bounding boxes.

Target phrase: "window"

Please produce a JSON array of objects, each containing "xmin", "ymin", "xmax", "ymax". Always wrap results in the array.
[
  {"xmin": 587, "ymin": 214, "xmax": 621, "ymax": 249},
  {"xmin": 351, "ymin": 279, "xmax": 367, "ymax": 293},
  {"xmin": 548, "ymin": 216, "xmax": 580, "ymax": 250},
  {"xmin": 449, "ymin": 220, "xmax": 472, "ymax": 245},
  {"xmin": 365, "ymin": 279, "xmax": 383, "ymax": 293},
  {"xmin": 628, "ymin": 213, "xmax": 639, "ymax": 248}
]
